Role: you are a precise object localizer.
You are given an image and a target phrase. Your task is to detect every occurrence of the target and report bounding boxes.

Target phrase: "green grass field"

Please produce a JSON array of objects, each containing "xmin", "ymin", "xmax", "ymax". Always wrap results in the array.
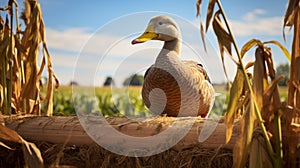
[
  {"xmin": 42, "ymin": 86, "xmax": 150, "ymax": 117},
  {"xmin": 42, "ymin": 85, "xmax": 288, "ymax": 117}
]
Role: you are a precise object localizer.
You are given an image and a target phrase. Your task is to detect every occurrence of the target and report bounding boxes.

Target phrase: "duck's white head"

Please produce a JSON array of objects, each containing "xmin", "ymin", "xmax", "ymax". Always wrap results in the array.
[{"xmin": 132, "ymin": 15, "xmax": 180, "ymax": 44}]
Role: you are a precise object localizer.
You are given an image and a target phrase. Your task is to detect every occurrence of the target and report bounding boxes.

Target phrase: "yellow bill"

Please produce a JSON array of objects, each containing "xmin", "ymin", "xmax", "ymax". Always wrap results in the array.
[{"xmin": 132, "ymin": 25, "xmax": 158, "ymax": 44}]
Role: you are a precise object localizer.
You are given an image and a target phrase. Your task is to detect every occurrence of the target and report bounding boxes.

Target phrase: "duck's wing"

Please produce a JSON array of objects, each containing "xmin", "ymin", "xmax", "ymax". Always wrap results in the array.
[
  {"xmin": 182, "ymin": 60, "xmax": 215, "ymax": 117},
  {"xmin": 182, "ymin": 60, "xmax": 211, "ymax": 83}
]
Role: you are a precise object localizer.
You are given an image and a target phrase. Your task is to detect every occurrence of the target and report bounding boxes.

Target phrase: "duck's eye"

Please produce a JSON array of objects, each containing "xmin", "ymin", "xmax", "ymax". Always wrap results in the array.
[
  {"xmin": 197, "ymin": 63, "xmax": 203, "ymax": 67},
  {"xmin": 158, "ymin": 22, "xmax": 163, "ymax": 25}
]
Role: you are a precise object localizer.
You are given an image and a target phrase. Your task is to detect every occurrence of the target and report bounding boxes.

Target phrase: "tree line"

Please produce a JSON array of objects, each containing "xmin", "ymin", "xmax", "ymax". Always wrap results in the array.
[
  {"xmin": 66, "ymin": 63, "xmax": 289, "ymax": 86},
  {"xmin": 102, "ymin": 63, "xmax": 290, "ymax": 87}
]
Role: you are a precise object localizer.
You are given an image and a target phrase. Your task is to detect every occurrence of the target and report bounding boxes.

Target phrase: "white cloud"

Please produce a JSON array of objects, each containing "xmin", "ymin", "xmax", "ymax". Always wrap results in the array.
[
  {"xmin": 50, "ymin": 53, "xmax": 77, "ymax": 68},
  {"xmin": 242, "ymin": 9, "xmax": 266, "ymax": 21},
  {"xmin": 230, "ymin": 9, "xmax": 283, "ymax": 36},
  {"xmin": 193, "ymin": 9, "xmax": 286, "ymax": 37},
  {"xmin": 46, "ymin": 28, "xmax": 91, "ymax": 52}
]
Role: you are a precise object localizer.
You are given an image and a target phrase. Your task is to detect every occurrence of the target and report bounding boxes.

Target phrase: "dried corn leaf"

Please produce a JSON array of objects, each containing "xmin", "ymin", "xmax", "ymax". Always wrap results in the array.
[
  {"xmin": 283, "ymin": 0, "xmax": 299, "ymax": 27},
  {"xmin": 205, "ymin": 0, "xmax": 216, "ymax": 32},
  {"xmin": 1, "ymin": 0, "xmax": 58, "ymax": 115},
  {"xmin": 264, "ymin": 40, "xmax": 291, "ymax": 61},
  {"xmin": 20, "ymin": 0, "xmax": 31, "ymax": 26},
  {"xmin": 0, "ymin": 125, "xmax": 43, "ymax": 167},
  {"xmin": 36, "ymin": 53, "xmax": 46, "ymax": 80},
  {"xmin": 0, "ymin": 141, "xmax": 14, "ymax": 150},
  {"xmin": 234, "ymin": 94, "xmax": 255, "ymax": 168},
  {"xmin": 0, "ymin": 16, "xmax": 3, "ymax": 31},
  {"xmin": 20, "ymin": 1, "xmax": 41, "ymax": 115},
  {"xmin": 196, "ymin": 0, "xmax": 207, "ymax": 52},
  {"xmin": 245, "ymin": 61, "xmax": 254, "ymax": 70},
  {"xmin": 196, "ymin": 0, "xmax": 202, "ymax": 17},
  {"xmin": 212, "ymin": 10, "xmax": 232, "ymax": 56},
  {"xmin": 0, "ymin": 85, "xmax": 3, "ymax": 108},
  {"xmin": 263, "ymin": 76, "xmax": 284, "ymax": 123},
  {"xmin": 12, "ymin": 42, "xmax": 22, "ymax": 114},
  {"xmin": 263, "ymin": 47, "xmax": 276, "ymax": 80},
  {"xmin": 292, "ymin": 8, "xmax": 300, "ymax": 107},
  {"xmin": 3, "ymin": 25, "xmax": 20, "ymax": 115},
  {"xmin": 0, "ymin": 124, "xmax": 22, "ymax": 144},
  {"xmin": 21, "ymin": 137, "xmax": 44, "ymax": 168},
  {"xmin": 0, "ymin": 125, "xmax": 18, "ymax": 150},
  {"xmin": 212, "ymin": 10, "xmax": 233, "ymax": 85},
  {"xmin": 0, "ymin": 17, "xmax": 11, "ymax": 115},
  {"xmin": 240, "ymin": 39, "xmax": 262, "ymax": 58},
  {"xmin": 253, "ymin": 46, "xmax": 268, "ymax": 111},
  {"xmin": 225, "ymin": 68, "xmax": 245, "ymax": 143},
  {"xmin": 0, "ymin": 125, "xmax": 44, "ymax": 167},
  {"xmin": 0, "ymin": 16, "xmax": 5, "ymax": 38},
  {"xmin": 39, "ymin": 9, "xmax": 59, "ymax": 115},
  {"xmin": 283, "ymin": 0, "xmax": 299, "ymax": 41},
  {"xmin": 0, "ymin": 31, "xmax": 10, "ymax": 53},
  {"xmin": 287, "ymin": 7, "xmax": 300, "ymax": 111},
  {"xmin": 199, "ymin": 23, "xmax": 207, "ymax": 52},
  {"xmin": 0, "ymin": 17, "xmax": 10, "ymax": 52},
  {"xmin": 16, "ymin": 0, "xmax": 59, "ymax": 115},
  {"xmin": 249, "ymin": 129, "xmax": 273, "ymax": 168},
  {"xmin": 43, "ymin": 46, "xmax": 59, "ymax": 116}
]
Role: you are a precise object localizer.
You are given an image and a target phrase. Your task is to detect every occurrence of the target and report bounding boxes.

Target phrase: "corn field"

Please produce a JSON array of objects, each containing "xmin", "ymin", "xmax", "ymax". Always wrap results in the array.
[{"xmin": 48, "ymin": 86, "xmax": 150, "ymax": 117}]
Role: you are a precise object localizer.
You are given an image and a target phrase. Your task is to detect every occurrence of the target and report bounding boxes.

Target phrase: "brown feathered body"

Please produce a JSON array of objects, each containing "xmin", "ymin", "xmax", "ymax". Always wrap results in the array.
[{"xmin": 142, "ymin": 48, "xmax": 215, "ymax": 117}]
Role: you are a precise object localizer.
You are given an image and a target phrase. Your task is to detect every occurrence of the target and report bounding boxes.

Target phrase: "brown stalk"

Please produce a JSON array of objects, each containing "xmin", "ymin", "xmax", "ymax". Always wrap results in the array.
[{"xmin": 1, "ymin": 0, "xmax": 58, "ymax": 116}]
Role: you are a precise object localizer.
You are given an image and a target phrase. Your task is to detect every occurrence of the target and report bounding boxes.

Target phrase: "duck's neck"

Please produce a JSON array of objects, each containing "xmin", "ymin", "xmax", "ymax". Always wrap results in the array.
[{"xmin": 162, "ymin": 38, "xmax": 181, "ymax": 56}]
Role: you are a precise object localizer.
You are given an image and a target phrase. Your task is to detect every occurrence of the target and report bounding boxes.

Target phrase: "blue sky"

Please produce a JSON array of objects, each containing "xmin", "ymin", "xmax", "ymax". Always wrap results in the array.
[{"xmin": 11, "ymin": 0, "xmax": 292, "ymax": 86}]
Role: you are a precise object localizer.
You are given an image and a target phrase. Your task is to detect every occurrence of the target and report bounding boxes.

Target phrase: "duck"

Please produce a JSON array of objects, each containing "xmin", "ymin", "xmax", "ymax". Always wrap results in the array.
[{"xmin": 131, "ymin": 15, "xmax": 214, "ymax": 117}]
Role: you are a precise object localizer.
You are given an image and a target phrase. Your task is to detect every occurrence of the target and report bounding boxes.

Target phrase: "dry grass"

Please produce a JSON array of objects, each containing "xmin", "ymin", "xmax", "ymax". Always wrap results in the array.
[{"xmin": 35, "ymin": 142, "xmax": 233, "ymax": 168}]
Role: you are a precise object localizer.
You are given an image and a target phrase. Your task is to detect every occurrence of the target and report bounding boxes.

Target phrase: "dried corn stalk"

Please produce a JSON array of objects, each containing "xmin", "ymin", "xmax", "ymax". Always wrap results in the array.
[
  {"xmin": 19, "ymin": 0, "xmax": 59, "ymax": 115},
  {"xmin": 234, "ymin": 40, "xmax": 289, "ymax": 167},
  {"xmin": 283, "ymin": 0, "xmax": 300, "ymax": 167},
  {"xmin": 0, "ymin": 0, "xmax": 59, "ymax": 116},
  {"xmin": 285, "ymin": 0, "xmax": 300, "ymax": 122},
  {"xmin": 196, "ymin": 0, "xmax": 294, "ymax": 167},
  {"xmin": 0, "ymin": 16, "xmax": 12, "ymax": 115}
]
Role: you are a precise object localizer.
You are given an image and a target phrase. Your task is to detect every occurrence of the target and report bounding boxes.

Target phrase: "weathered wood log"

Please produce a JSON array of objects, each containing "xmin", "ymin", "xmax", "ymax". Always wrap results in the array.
[{"xmin": 2, "ymin": 115, "xmax": 239, "ymax": 151}]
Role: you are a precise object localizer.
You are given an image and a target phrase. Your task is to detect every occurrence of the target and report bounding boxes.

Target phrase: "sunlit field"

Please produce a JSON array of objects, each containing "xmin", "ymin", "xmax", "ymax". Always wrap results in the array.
[
  {"xmin": 42, "ymin": 85, "xmax": 288, "ymax": 117},
  {"xmin": 42, "ymin": 86, "xmax": 149, "ymax": 117}
]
